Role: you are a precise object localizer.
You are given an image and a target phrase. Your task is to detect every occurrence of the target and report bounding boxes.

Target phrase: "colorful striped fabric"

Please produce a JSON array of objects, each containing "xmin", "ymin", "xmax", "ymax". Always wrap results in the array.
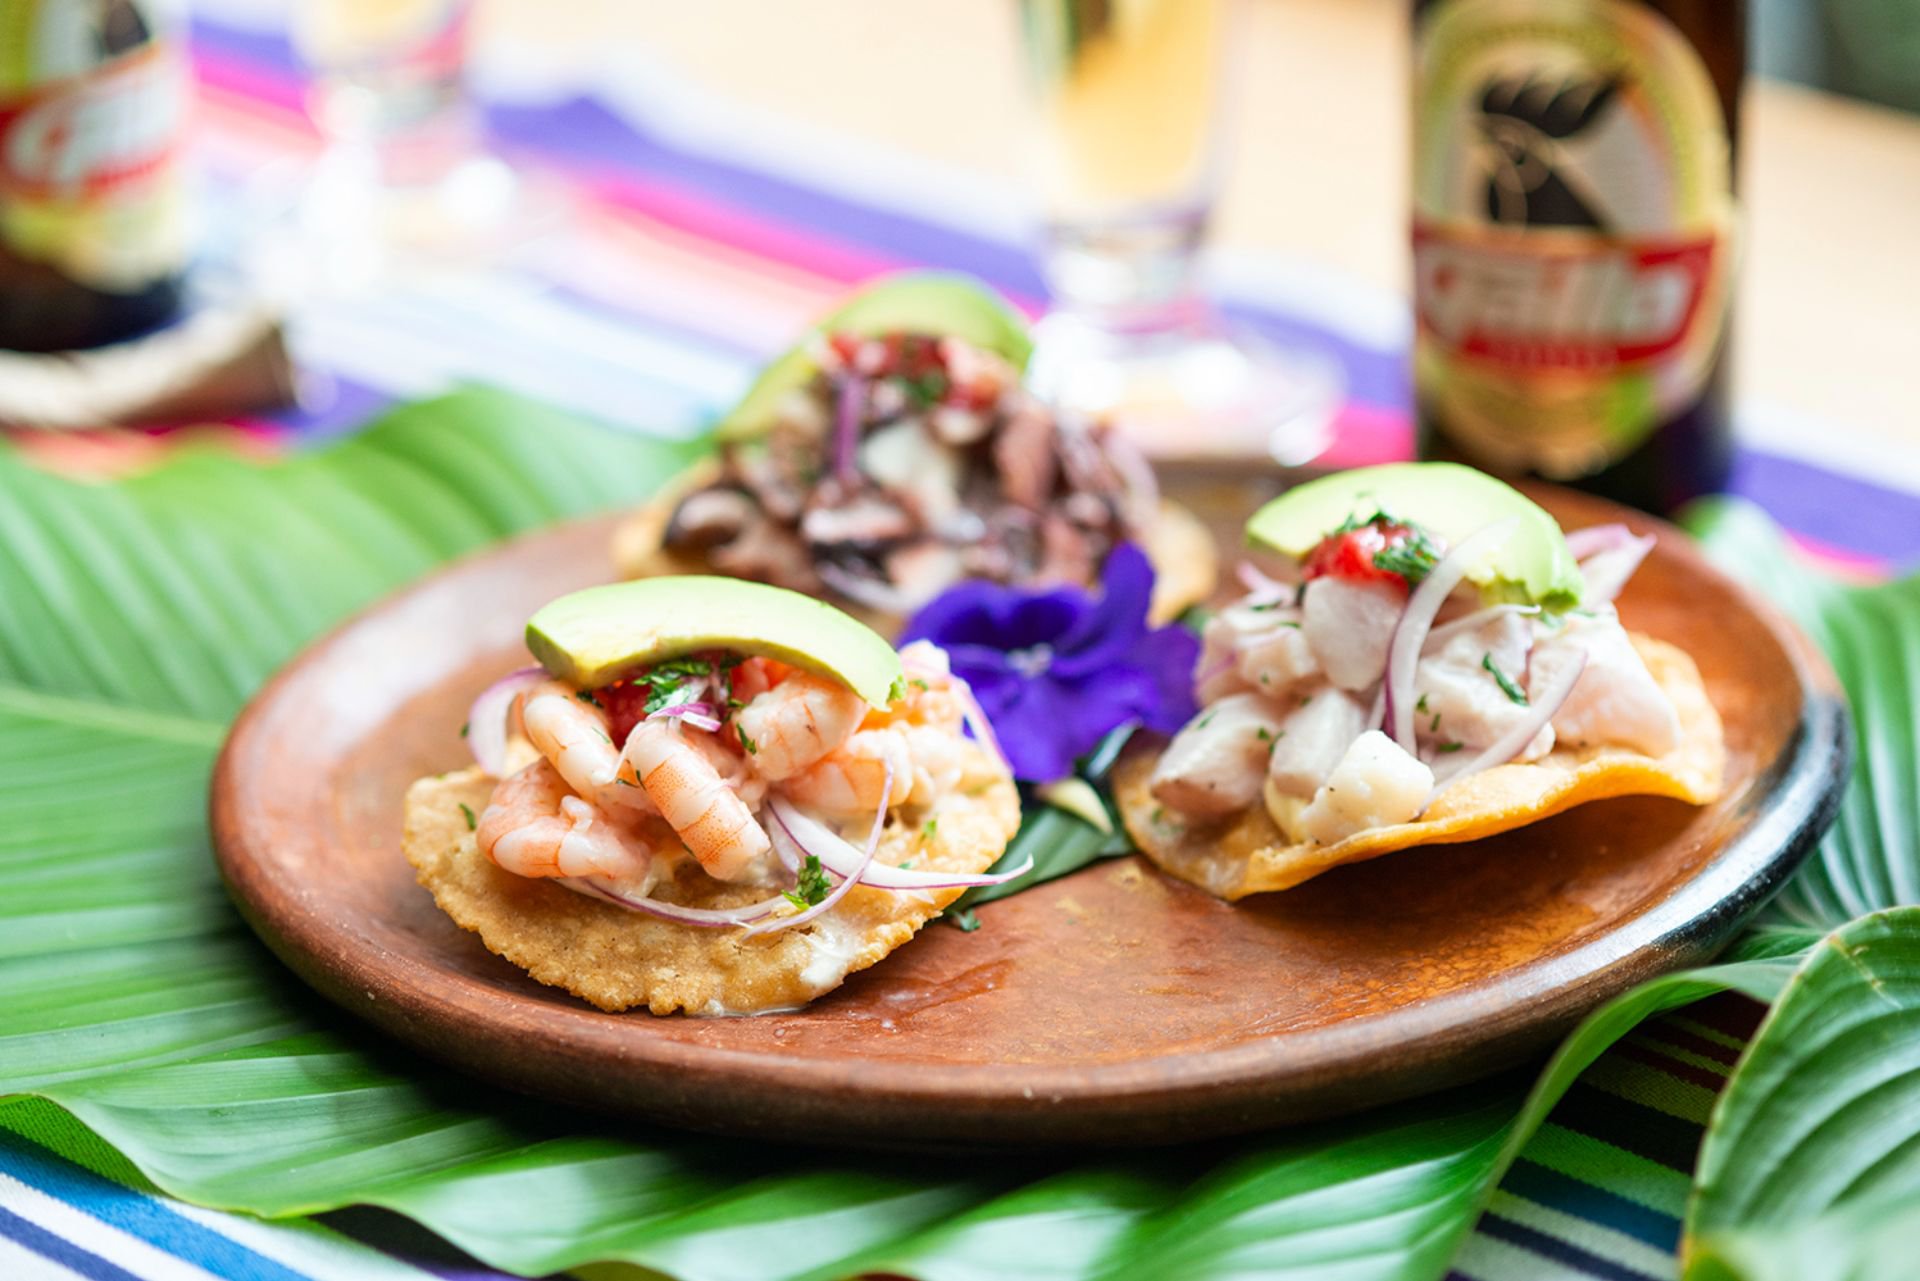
[{"xmin": 3, "ymin": 5, "xmax": 1912, "ymax": 1278}]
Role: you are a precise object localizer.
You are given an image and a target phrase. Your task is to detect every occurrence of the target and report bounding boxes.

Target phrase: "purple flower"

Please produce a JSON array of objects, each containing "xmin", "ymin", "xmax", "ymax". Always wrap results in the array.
[{"xmin": 900, "ymin": 544, "xmax": 1200, "ymax": 782}]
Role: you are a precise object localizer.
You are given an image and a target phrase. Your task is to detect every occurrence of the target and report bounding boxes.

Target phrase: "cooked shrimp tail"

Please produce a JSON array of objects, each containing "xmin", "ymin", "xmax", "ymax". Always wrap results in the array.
[{"xmin": 625, "ymin": 719, "xmax": 772, "ymax": 881}]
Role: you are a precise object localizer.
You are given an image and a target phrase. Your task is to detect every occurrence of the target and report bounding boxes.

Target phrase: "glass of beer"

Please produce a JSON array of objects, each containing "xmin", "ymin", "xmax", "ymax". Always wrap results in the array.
[{"xmin": 1017, "ymin": 0, "xmax": 1338, "ymax": 462}]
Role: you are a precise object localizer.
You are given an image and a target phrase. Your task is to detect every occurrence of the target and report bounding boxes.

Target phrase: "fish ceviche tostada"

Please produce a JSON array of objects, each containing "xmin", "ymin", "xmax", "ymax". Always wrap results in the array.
[
  {"xmin": 1115, "ymin": 463, "xmax": 1726, "ymax": 898},
  {"xmin": 404, "ymin": 576, "xmax": 1023, "ymax": 1015},
  {"xmin": 615, "ymin": 272, "xmax": 1216, "ymax": 627}
]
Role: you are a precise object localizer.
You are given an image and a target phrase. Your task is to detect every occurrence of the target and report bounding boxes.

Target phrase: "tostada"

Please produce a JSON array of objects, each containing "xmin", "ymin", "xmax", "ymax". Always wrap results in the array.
[
  {"xmin": 613, "ymin": 272, "xmax": 1216, "ymax": 628},
  {"xmin": 405, "ymin": 576, "xmax": 1023, "ymax": 1015},
  {"xmin": 1116, "ymin": 463, "xmax": 1725, "ymax": 897}
]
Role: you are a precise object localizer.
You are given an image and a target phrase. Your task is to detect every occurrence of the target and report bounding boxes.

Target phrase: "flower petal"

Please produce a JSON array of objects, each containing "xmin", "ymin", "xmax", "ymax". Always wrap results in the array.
[
  {"xmin": 975, "ymin": 672, "xmax": 1080, "ymax": 782},
  {"xmin": 1053, "ymin": 543, "xmax": 1154, "ymax": 674}
]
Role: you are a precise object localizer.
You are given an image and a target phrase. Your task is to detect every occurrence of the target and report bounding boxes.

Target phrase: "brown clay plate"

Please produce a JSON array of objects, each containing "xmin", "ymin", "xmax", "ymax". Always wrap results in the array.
[{"xmin": 210, "ymin": 474, "xmax": 1848, "ymax": 1147}]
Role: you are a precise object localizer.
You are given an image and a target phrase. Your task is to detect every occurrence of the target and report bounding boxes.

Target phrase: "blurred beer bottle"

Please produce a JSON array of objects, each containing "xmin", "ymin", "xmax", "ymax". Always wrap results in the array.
[
  {"xmin": 1411, "ymin": 0, "xmax": 1745, "ymax": 514},
  {"xmin": 0, "ymin": 0, "xmax": 191, "ymax": 352}
]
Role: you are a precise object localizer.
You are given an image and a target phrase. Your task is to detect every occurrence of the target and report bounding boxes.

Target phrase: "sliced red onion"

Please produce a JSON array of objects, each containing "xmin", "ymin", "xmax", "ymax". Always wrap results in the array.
[
  {"xmin": 1578, "ymin": 533, "xmax": 1656, "ymax": 605},
  {"xmin": 1432, "ymin": 649, "xmax": 1587, "ymax": 791},
  {"xmin": 1564, "ymin": 523, "xmax": 1635, "ymax": 560},
  {"xmin": 1236, "ymin": 561, "xmax": 1294, "ymax": 605},
  {"xmin": 1195, "ymin": 652, "xmax": 1236, "ymax": 688},
  {"xmin": 1384, "ymin": 519, "xmax": 1521, "ymax": 753},
  {"xmin": 744, "ymin": 760, "xmax": 894, "ymax": 936},
  {"xmin": 566, "ymin": 877, "xmax": 784, "ymax": 927},
  {"xmin": 1422, "ymin": 604, "xmax": 1541, "ymax": 650},
  {"xmin": 647, "ymin": 700, "xmax": 722, "ymax": 733},
  {"xmin": 948, "ymin": 674, "xmax": 1010, "ymax": 772},
  {"xmin": 467, "ymin": 666, "xmax": 545, "ymax": 777},
  {"xmin": 767, "ymin": 796, "xmax": 1035, "ymax": 891},
  {"xmin": 833, "ymin": 374, "xmax": 865, "ymax": 486}
]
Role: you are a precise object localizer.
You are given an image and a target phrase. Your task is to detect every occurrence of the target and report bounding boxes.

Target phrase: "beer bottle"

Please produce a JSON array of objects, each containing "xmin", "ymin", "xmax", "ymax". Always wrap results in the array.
[
  {"xmin": 0, "ymin": 0, "xmax": 192, "ymax": 352},
  {"xmin": 1411, "ymin": 0, "xmax": 1744, "ymax": 514}
]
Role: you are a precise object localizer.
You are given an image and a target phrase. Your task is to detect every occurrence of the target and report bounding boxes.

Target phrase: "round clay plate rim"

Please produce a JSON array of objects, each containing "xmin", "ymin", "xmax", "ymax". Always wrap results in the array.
[{"xmin": 210, "ymin": 489, "xmax": 1849, "ymax": 1144}]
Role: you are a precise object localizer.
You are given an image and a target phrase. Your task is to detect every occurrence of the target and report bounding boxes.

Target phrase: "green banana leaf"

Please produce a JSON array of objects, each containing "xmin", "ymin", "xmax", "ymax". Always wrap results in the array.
[
  {"xmin": 1681, "ymin": 499, "xmax": 1920, "ymax": 927},
  {"xmin": 0, "ymin": 393, "xmax": 1909, "ymax": 1280},
  {"xmin": 1682, "ymin": 907, "xmax": 1920, "ymax": 1281}
]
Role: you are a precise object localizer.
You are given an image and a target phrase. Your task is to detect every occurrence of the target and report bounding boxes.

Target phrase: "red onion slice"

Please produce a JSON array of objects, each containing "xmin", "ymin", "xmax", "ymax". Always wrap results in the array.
[
  {"xmin": 900, "ymin": 644, "xmax": 1009, "ymax": 772},
  {"xmin": 744, "ymin": 761, "xmax": 894, "ymax": 936},
  {"xmin": 1384, "ymin": 519, "xmax": 1521, "ymax": 753},
  {"xmin": 766, "ymin": 796, "xmax": 1035, "ymax": 891},
  {"xmin": 1432, "ymin": 649, "xmax": 1587, "ymax": 791},
  {"xmin": 1564, "ymin": 523, "xmax": 1634, "ymax": 560},
  {"xmin": 833, "ymin": 374, "xmax": 865, "ymax": 486},
  {"xmin": 648, "ymin": 700, "xmax": 722, "ymax": 734},
  {"xmin": 1578, "ymin": 533, "xmax": 1656, "ymax": 605},
  {"xmin": 467, "ymin": 666, "xmax": 546, "ymax": 777},
  {"xmin": 565, "ymin": 877, "xmax": 784, "ymax": 927},
  {"xmin": 1236, "ymin": 561, "xmax": 1294, "ymax": 605}
]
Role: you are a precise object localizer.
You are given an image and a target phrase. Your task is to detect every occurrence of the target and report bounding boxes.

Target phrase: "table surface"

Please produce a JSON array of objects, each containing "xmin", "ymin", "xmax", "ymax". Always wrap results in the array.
[{"xmin": 484, "ymin": 0, "xmax": 1920, "ymax": 453}]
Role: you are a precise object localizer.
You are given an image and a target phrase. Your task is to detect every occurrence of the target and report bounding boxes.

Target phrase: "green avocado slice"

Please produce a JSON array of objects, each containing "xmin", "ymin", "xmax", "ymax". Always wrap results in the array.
[
  {"xmin": 1244, "ymin": 462, "xmax": 1585, "ymax": 609},
  {"xmin": 716, "ymin": 272, "xmax": 1033, "ymax": 443},
  {"xmin": 526, "ymin": 577, "xmax": 904, "ymax": 705}
]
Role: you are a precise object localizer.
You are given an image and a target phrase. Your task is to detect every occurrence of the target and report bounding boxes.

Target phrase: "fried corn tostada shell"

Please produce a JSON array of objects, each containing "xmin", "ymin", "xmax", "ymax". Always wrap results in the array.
[
  {"xmin": 404, "ymin": 752, "xmax": 1020, "ymax": 1015},
  {"xmin": 1115, "ymin": 634, "xmax": 1725, "ymax": 898}
]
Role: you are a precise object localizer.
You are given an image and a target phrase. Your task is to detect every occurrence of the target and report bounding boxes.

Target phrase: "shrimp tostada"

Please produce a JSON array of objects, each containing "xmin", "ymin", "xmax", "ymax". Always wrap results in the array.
[
  {"xmin": 614, "ymin": 272, "xmax": 1216, "ymax": 628},
  {"xmin": 404, "ymin": 576, "xmax": 1023, "ymax": 1015},
  {"xmin": 1116, "ymin": 463, "xmax": 1726, "ymax": 897}
]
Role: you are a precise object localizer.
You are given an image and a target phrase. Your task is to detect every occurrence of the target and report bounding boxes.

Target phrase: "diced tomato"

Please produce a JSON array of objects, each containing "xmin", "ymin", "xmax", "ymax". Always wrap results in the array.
[
  {"xmin": 597, "ymin": 681, "xmax": 650, "ymax": 747},
  {"xmin": 1303, "ymin": 521, "xmax": 1422, "ymax": 588}
]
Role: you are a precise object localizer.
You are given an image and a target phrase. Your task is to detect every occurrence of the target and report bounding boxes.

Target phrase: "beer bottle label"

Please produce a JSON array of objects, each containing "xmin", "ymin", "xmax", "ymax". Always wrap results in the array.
[
  {"xmin": 0, "ymin": 0, "xmax": 190, "ymax": 295},
  {"xmin": 1413, "ymin": 0, "xmax": 1734, "ymax": 478}
]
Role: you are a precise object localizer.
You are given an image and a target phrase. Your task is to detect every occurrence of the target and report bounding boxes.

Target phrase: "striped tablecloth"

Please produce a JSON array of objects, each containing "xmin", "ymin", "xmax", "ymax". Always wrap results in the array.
[{"xmin": 5, "ymin": 7, "xmax": 1918, "ymax": 1280}]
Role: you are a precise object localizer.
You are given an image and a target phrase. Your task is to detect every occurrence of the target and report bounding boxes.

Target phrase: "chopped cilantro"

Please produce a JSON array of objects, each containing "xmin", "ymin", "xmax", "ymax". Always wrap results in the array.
[
  {"xmin": 642, "ymin": 656, "xmax": 714, "ymax": 715},
  {"xmin": 458, "ymin": 802, "xmax": 477, "ymax": 831},
  {"xmin": 458, "ymin": 722, "xmax": 469, "ymax": 738},
  {"xmin": 1256, "ymin": 727, "xmax": 1272, "ymax": 741},
  {"xmin": 1437, "ymin": 741, "xmax": 1464, "ymax": 753},
  {"xmin": 905, "ymin": 370, "xmax": 950, "ymax": 408},
  {"xmin": 1482, "ymin": 653, "xmax": 1529, "ymax": 705},
  {"xmin": 1372, "ymin": 528, "xmax": 1442, "ymax": 583},
  {"xmin": 1415, "ymin": 693, "xmax": 1429, "ymax": 714},
  {"xmin": 921, "ymin": 818, "xmax": 938, "ymax": 842},
  {"xmin": 943, "ymin": 907, "xmax": 982, "ymax": 933},
  {"xmin": 574, "ymin": 690, "xmax": 601, "ymax": 707},
  {"xmin": 784, "ymin": 854, "xmax": 830, "ymax": 909},
  {"xmin": 910, "ymin": 678, "xmax": 931, "ymax": 691},
  {"xmin": 1195, "ymin": 710, "xmax": 1216, "ymax": 730},
  {"xmin": 739, "ymin": 728, "xmax": 758, "ymax": 755},
  {"xmin": 1429, "ymin": 711, "xmax": 1442, "ymax": 733}
]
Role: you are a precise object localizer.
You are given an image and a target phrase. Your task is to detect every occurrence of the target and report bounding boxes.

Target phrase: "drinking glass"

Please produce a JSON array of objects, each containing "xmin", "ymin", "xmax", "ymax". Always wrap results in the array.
[
  {"xmin": 1016, "ymin": 0, "xmax": 1339, "ymax": 462},
  {"xmin": 287, "ymin": 0, "xmax": 519, "ymax": 287}
]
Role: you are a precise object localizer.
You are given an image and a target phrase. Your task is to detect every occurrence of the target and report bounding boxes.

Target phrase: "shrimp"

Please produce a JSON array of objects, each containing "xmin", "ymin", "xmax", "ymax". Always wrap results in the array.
[
  {"xmin": 476, "ymin": 760, "xmax": 657, "ymax": 883},
  {"xmin": 779, "ymin": 727, "xmax": 913, "ymax": 814},
  {"xmin": 520, "ymin": 681, "xmax": 655, "ymax": 815},
  {"xmin": 864, "ymin": 645, "xmax": 966, "ymax": 733},
  {"xmin": 624, "ymin": 719, "xmax": 771, "ymax": 882},
  {"xmin": 735, "ymin": 670, "xmax": 866, "ymax": 780}
]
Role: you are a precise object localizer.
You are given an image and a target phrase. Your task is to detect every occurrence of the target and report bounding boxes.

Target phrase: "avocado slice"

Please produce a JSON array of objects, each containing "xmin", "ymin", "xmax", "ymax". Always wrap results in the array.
[
  {"xmin": 716, "ymin": 272, "xmax": 1033, "ymax": 443},
  {"xmin": 526, "ymin": 577, "xmax": 904, "ymax": 705},
  {"xmin": 1245, "ymin": 463, "xmax": 1584, "ymax": 609}
]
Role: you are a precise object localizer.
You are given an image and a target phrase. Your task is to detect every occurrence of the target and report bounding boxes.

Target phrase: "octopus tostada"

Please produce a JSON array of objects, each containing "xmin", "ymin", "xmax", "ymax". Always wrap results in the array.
[
  {"xmin": 614, "ymin": 272, "xmax": 1216, "ymax": 628},
  {"xmin": 1116, "ymin": 462, "xmax": 1726, "ymax": 897},
  {"xmin": 404, "ymin": 577, "xmax": 1023, "ymax": 1015}
]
